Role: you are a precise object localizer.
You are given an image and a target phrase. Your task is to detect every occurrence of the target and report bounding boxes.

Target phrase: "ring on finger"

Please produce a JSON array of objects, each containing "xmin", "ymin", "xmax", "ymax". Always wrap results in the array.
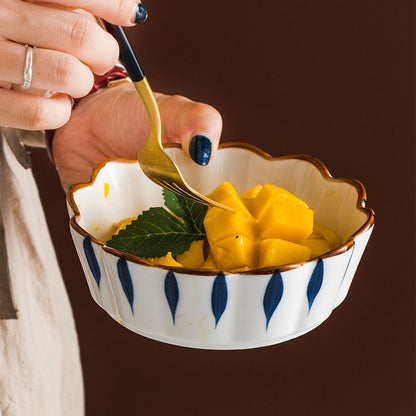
[{"xmin": 21, "ymin": 45, "xmax": 34, "ymax": 90}]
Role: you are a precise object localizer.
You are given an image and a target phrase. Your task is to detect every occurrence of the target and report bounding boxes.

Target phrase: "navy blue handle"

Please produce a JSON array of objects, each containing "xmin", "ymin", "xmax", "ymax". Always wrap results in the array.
[{"xmin": 104, "ymin": 22, "xmax": 145, "ymax": 82}]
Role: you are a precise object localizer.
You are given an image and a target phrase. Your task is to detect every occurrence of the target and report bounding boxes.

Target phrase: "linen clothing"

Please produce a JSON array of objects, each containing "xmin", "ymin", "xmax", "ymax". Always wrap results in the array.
[{"xmin": 0, "ymin": 128, "xmax": 84, "ymax": 416}]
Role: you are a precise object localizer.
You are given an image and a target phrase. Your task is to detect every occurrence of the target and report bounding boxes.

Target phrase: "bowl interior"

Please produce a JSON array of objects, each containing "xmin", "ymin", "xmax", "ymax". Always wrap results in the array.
[{"xmin": 69, "ymin": 145, "xmax": 371, "ymax": 260}]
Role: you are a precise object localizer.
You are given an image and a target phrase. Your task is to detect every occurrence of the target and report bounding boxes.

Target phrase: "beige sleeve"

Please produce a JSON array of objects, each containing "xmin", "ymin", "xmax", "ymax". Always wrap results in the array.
[
  {"xmin": 1, "ymin": 127, "xmax": 46, "ymax": 148},
  {"xmin": 0, "ymin": 127, "xmax": 46, "ymax": 169}
]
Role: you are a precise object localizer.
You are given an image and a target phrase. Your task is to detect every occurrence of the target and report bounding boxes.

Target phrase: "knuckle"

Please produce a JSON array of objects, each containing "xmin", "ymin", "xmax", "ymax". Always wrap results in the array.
[
  {"xmin": 164, "ymin": 94, "xmax": 190, "ymax": 110},
  {"xmin": 54, "ymin": 55, "xmax": 75, "ymax": 86},
  {"xmin": 69, "ymin": 14, "xmax": 93, "ymax": 54},
  {"xmin": 189, "ymin": 101, "xmax": 219, "ymax": 120},
  {"xmin": 51, "ymin": 54, "xmax": 93, "ymax": 97},
  {"xmin": 25, "ymin": 101, "xmax": 48, "ymax": 130},
  {"xmin": 5, "ymin": 2, "xmax": 29, "ymax": 29}
]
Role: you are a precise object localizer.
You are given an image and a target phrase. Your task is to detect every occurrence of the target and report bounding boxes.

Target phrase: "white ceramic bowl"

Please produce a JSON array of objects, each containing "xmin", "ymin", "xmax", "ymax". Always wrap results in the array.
[{"xmin": 67, "ymin": 143, "xmax": 374, "ymax": 349}]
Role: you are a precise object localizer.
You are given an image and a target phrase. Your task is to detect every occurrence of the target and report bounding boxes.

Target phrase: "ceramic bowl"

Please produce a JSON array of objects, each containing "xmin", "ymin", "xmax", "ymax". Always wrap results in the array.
[{"xmin": 67, "ymin": 143, "xmax": 374, "ymax": 349}]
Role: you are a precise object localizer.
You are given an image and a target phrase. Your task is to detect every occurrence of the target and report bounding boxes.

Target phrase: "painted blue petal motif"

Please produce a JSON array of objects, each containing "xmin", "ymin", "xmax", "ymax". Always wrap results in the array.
[
  {"xmin": 211, "ymin": 272, "xmax": 228, "ymax": 327},
  {"xmin": 164, "ymin": 271, "xmax": 179, "ymax": 324},
  {"xmin": 83, "ymin": 236, "xmax": 101, "ymax": 288},
  {"xmin": 307, "ymin": 259, "xmax": 324, "ymax": 312},
  {"xmin": 340, "ymin": 241, "xmax": 355, "ymax": 287},
  {"xmin": 263, "ymin": 271, "xmax": 284, "ymax": 330},
  {"xmin": 117, "ymin": 258, "xmax": 134, "ymax": 313}
]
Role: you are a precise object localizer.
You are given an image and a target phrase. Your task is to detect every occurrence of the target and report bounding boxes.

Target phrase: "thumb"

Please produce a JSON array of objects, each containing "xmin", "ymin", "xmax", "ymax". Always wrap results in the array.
[{"xmin": 155, "ymin": 93, "xmax": 223, "ymax": 166}]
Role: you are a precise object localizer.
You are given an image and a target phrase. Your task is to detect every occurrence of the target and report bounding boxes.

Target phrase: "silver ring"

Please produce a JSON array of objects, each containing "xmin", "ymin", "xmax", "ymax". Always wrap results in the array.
[{"xmin": 21, "ymin": 45, "xmax": 33, "ymax": 90}]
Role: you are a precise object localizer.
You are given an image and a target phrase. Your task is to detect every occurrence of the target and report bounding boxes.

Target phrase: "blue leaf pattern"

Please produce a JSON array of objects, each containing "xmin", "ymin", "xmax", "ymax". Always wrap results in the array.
[
  {"xmin": 83, "ymin": 236, "xmax": 101, "ymax": 288},
  {"xmin": 117, "ymin": 258, "xmax": 134, "ymax": 313},
  {"xmin": 340, "ymin": 241, "xmax": 355, "ymax": 287},
  {"xmin": 307, "ymin": 259, "xmax": 324, "ymax": 311},
  {"xmin": 263, "ymin": 271, "xmax": 284, "ymax": 330},
  {"xmin": 164, "ymin": 271, "xmax": 179, "ymax": 324},
  {"xmin": 211, "ymin": 272, "xmax": 228, "ymax": 327}
]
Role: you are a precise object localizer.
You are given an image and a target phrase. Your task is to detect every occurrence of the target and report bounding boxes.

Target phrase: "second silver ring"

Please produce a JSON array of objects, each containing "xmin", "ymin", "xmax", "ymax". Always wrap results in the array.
[{"xmin": 21, "ymin": 45, "xmax": 34, "ymax": 90}]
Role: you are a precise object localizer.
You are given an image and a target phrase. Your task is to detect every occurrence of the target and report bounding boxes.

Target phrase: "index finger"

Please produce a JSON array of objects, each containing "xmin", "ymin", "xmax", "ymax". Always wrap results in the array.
[{"xmin": 34, "ymin": 0, "xmax": 148, "ymax": 26}]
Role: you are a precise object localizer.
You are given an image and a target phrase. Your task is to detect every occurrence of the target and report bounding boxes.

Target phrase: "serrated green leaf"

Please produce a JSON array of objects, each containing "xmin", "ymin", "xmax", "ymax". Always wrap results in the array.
[
  {"xmin": 106, "ymin": 205, "xmax": 206, "ymax": 259},
  {"xmin": 163, "ymin": 189, "xmax": 208, "ymax": 234},
  {"xmin": 163, "ymin": 190, "xmax": 188, "ymax": 221}
]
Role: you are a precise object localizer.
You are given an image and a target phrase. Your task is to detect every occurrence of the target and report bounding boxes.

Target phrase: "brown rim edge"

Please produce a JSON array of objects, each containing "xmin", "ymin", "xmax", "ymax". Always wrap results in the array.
[{"xmin": 67, "ymin": 142, "xmax": 375, "ymax": 276}]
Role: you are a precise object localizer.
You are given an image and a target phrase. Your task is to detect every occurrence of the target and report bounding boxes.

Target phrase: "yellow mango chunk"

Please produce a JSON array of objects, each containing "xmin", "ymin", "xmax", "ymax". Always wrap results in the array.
[
  {"xmin": 303, "ymin": 237, "xmax": 331, "ymax": 258},
  {"xmin": 207, "ymin": 182, "xmax": 251, "ymax": 216},
  {"xmin": 202, "ymin": 252, "xmax": 217, "ymax": 269},
  {"xmin": 313, "ymin": 223, "xmax": 339, "ymax": 248},
  {"xmin": 113, "ymin": 181, "xmax": 334, "ymax": 272},
  {"xmin": 241, "ymin": 184, "xmax": 263, "ymax": 213},
  {"xmin": 204, "ymin": 208, "xmax": 257, "ymax": 242},
  {"xmin": 210, "ymin": 235, "xmax": 256, "ymax": 271},
  {"xmin": 176, "ymin": 240, "xmax": 205, "ymax": 268},
  {"xmin": 248, "ymin": 184, "xmax": 308, "ymax": 219},
  {"xmin": 241, "ymin": 184, "xmax": 263, "ymax": 199},
  {"xmin": 204, "ymin": 182, "xmax": 257, "ymax": 242},
  {"xmin": 150, "ymin": 252, "xmax": 182, "ymax": 267},
  {"xmin": 258, "ymin": 239, "xmax": 311, "ymax": 268},
  {"xmin": 258, "ymin": 203, "xmax": 313, "ymax": 243}
]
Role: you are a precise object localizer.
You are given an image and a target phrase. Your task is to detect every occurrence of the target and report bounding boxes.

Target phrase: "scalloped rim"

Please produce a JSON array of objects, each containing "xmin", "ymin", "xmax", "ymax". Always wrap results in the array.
[{"xmin": 67, "ymin": 142, "xmax": 375, "ymax": 275}]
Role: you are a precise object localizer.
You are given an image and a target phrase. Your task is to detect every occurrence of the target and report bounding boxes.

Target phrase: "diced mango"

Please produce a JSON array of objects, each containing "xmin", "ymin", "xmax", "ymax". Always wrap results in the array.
[
  {"xmin": 202, "ymin": 252, "xmax": 217, "ymax": 269},
  {"xmin": 241, "ymin": 184, "xmax": 263, "ymax": 200},
  {"xmin": 150, "ymin": 252, "xmax": 182, "ymax": 267},
  {"xmin": 248, "ymin": 184, "xmax": 308, "ymax": 219},
  {"xmin": 258, "ymin": 238, "xmax": 311, "ymax": 268},
  {"xmin": 207, "ymin": 181, "xmax": 238, "ymax": 202},
  {"xmin": 204, "ymin": 208, "xmax": 257, "ymax": 242},
  {"xmin": 176, "ymin": 240, "xmax": 205, "ymax": 268},
  {"xmin": 207, "ymin": 182, "xmax": 251, "ymax": 216},
  {"xmin": 303, "ymin": 237, "xmax": 331, "ymax": 258},
  {"xmin": 204, "ymin": 182, "xmax": 257, "ymax": 242},
  {"xmin": 258, "ymin": 203, "xmax": 313, "ymax": 243},
  {"xmin": 313, "ymin": 223, "xmax": 339, "ymax": 248},
  {"xmin": 113, "ymin": 181, "xmax": 339, "ymax": 272},
  {"xmin": 241, "ymin": 184, "xmax": 263, "ymax": 213},
  {"xmin": 210, "ymin": 235, "xmax": 256, "ymax": 271}
]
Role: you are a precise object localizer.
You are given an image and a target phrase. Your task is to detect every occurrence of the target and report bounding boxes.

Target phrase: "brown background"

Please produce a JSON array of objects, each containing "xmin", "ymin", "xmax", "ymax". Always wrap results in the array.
[{"xmin": 31, "ymin": 0, "xmax": 414, "ymax": 415}]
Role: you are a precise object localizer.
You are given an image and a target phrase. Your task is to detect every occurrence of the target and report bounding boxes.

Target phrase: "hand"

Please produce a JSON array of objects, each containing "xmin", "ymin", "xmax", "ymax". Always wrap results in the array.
[
  {"xmin": 0, "ymin": 0, "xmax": 147, "ymax": 130},
  {"xmin": 52, "ymin": 82, "xmax": 223, "ymax": 190}
]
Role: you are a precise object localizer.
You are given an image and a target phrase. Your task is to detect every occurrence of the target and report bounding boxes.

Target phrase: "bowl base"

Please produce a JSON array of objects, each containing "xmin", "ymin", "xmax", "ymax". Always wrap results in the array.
[{"xmin": 109, "ymin": 313, "xmax": 322, "ymax": 350}]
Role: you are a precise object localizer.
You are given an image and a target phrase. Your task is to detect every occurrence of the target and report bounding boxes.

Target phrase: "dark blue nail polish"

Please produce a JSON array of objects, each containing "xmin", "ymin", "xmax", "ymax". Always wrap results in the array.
[
  {"xmin": 189, "ymin": 135, "xmax": 212, "ymax": 166},
  {"xmin": 135, "ymin": 3, "xmax": 148, "ymax": 24}
]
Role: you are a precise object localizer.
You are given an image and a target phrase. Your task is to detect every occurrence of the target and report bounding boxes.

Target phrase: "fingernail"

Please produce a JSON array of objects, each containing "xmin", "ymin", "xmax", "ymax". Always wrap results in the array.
[
  {"xmin": 132, "ymin": 3, "xmax": 148, "ymax": 24},
  {"xmin": 189, "ymin": 135, "xmax": 212, "ymax": 166}
]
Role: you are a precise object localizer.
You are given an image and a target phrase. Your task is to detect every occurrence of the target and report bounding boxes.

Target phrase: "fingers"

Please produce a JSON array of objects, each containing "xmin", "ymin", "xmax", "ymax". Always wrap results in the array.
[
  {"xmin": 155, "ymin": 94, "xmax": 223, "ymax": 166},
  {"xmin": 0, "ymin": 0, "xmax": 119, "ymax": 75},
  {"xmin": 0, "ymin": 89, "xmax": 72, "ymax": 130},
  {"xmin": 34, "ymin": 0, "xmax": 148, "ymax": 26},
  {"xmin": 0, "ymin": 41, "xmax": 93, "ymax": 98}
]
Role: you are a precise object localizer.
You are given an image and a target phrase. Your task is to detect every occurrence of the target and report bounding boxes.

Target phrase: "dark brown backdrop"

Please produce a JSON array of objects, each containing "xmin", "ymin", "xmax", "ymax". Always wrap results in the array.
[{"xmin": 31, "ymin": 1, "xmax": 414, "ymax": 415}]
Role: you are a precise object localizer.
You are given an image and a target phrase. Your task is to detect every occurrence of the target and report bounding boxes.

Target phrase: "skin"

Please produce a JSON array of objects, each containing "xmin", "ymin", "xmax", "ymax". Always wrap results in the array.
[
  {"xmin": 0, "ymin": 0, "xmax": 222, "ymax": 189},
  {"xmin": 53, "ymin": 83, "xmax": 222, "ymax": 190}
]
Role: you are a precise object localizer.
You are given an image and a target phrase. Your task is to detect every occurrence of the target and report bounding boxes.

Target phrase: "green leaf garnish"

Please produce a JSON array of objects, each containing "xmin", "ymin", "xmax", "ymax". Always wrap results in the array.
[
  {"xmin": 106, "ymin": 190, "xmax": 208, "ymax": 259},
  {"xmin": 163, "ymin": 189, "xmax": 207, "ymax": 235}
]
